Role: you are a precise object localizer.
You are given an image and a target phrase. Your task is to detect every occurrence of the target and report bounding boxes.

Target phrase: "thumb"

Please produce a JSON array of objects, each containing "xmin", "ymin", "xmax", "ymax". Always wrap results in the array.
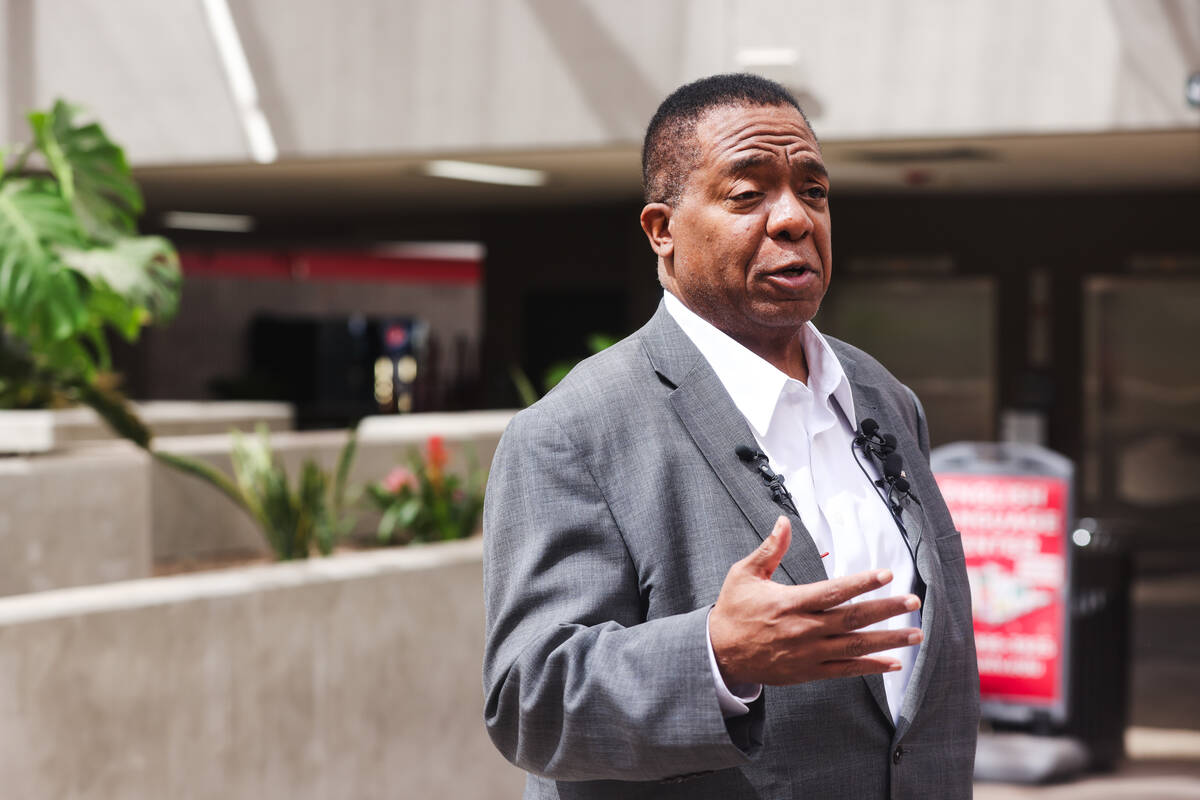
[{"xmin": 744, "ymin": 516, "xmax": 791, "ymax": 579}]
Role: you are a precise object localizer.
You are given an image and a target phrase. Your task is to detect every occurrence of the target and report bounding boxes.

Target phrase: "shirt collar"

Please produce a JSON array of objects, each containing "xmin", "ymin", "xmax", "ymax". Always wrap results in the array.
[{"xmin": 663, "ymin": 291, "xmax": 856, "ymax": 436}]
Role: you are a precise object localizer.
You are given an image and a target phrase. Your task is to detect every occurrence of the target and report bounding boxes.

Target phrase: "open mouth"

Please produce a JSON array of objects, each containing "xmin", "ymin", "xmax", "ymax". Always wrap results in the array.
[
  {"xmin": 761, "ymin": 263, "xmax": 819, "ymax": 291},
  {"xmin": 764, "ymin": 263, "xmax": 816, "ymax": 280}
]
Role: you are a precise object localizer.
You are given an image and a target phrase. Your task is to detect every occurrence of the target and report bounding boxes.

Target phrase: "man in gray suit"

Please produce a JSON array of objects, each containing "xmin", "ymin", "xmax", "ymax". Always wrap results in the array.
[{"xmin": 483, "ymin": 74, "xmax": 980, "ymax": 798}]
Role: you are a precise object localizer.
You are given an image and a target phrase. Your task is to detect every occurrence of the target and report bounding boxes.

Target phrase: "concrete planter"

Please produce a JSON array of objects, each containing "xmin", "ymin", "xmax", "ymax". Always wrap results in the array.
[
  {"xmin": 0, "ymin": 537, "xmax": 525, "ymax": 799},
  {"xmin": 0, "ymin": 440, "xmax": 153, "ymax": 597},
  {"xmin": 151, "ymin": 410, "xmax": 514, "ymax": 564},
  {"xmin": 0, "ymin": 410, "xmax": 515, "ymax": 598},
  {"xmin": 0, "ymin": 401, "xmax": 293, "ymax": 454},
  {"xmin": 0, "ymin": 409, "xmax": 62, "ymax": 454}
]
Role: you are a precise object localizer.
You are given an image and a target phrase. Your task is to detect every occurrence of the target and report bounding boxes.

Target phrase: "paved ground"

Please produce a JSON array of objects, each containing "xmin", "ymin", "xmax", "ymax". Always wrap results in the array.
[
  {"xmin": 974, "ymin": 567, "xmax": 1200, "ymax": 799},
  {"xmin": 976, "ymin": 728, "xmax": 1200, "ymax": 798}
]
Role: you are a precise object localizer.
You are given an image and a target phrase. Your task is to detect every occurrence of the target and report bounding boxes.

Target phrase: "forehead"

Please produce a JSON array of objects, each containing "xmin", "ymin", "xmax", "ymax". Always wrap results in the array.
[{"xmin": 693, "ymin": 103, "xmax": 822, "ymax": 173}]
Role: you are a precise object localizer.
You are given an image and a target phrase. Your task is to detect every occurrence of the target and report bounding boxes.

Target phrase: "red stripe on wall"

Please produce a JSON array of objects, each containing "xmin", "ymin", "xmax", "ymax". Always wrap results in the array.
[{"xmin": 180, "ymin": 250, "xmax": 482, "ymax": 285}]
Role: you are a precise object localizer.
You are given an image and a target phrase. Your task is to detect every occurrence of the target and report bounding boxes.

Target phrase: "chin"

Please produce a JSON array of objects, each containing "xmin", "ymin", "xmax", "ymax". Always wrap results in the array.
[{"xmin": 751, "ymin": 301, "xmax": 821, "ymax": 328}]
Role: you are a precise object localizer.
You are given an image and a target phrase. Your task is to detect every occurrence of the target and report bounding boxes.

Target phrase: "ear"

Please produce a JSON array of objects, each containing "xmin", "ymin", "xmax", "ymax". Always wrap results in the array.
[{"xmin": 640, "ymin": 203, "xmax": 674, "ymax": 260}]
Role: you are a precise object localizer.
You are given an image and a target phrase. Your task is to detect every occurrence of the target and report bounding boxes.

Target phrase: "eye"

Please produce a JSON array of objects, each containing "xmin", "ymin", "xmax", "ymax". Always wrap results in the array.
[
  {"xmin": 730, "ymin": 190, "xmax": 761, "ymax": 202},
  {"xmin": 805, "ymin": 185, "xmax": 829, "ymax": 200}
]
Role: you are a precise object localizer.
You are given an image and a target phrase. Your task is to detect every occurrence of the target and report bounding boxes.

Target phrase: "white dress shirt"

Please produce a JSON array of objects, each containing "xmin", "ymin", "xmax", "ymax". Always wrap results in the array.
[{"xmin": 664, "ymin": 292, "xmax": 921, "ymax": 725}]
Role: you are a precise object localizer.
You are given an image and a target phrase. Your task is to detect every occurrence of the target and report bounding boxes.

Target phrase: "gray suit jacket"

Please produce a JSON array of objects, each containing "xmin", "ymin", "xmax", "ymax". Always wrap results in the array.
[{"xmin": 483, "ymin": 303, "xmax": 980, "ymax": 799}]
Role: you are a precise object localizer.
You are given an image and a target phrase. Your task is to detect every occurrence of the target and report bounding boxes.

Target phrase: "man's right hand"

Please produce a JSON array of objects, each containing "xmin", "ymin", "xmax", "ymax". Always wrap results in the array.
[{"xmin": 708, "ymin": 516, "xmax": 922, "ymax": 687}]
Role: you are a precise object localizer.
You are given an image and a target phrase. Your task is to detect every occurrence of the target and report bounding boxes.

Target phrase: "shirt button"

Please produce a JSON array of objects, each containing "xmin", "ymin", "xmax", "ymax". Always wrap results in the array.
[{"xmin": 893, "ymin": 746, "xmax": 904, "ymax": 764}]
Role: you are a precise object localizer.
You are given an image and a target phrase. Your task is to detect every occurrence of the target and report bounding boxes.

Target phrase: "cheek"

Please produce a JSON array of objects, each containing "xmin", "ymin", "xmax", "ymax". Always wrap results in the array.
[
  {"xmin": 816, "ymin": 222, "xmax": 833, "ymax": 263},
  {"xmin": 718, "ymin": 222, "xmax": 761, "ymax": 264}
]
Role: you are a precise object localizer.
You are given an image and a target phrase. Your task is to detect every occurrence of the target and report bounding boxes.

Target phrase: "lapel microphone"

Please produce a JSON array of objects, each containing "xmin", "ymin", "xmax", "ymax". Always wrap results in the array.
[
  {"xmin": 735, "ymin": 445, "xmax": 799, "ymax": 517},
  {"xmin": 853, "ymin": 418, "xmax": 921, "ymax": 515},
  {"xmin": 854, "ymin": 419, "xmax": 925, "ymax": 597},
  {"xmin": 854, "ymin": 417, "xmax": 898, "ymax": 460}
]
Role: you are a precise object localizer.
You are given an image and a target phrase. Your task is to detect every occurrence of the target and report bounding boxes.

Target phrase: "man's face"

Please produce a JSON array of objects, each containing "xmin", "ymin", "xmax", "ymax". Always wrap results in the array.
[{"xmin": 652, "ymin": 103, "xmax": 832, "ymax": 350}]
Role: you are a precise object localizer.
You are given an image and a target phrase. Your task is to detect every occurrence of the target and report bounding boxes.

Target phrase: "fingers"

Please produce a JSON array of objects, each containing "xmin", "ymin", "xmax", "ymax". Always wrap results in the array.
[
  {"xmin": 797, "ymin": 568, "xmax": 896, "ymax": 612},
  {"xmin": 815, "ymin": 656, "xmax": 905, "ymax": 680},
  {"xmin": 832, "ymin": 594, "xmax": 922, "ymax": 632},
  {"xmin": 813, "ymin": 628, "xmax": 923, "ymax": 662},
  {"xmin": 742, "ymin": 516, "xmax": 791, "ymax": 580},
  {"xmin": 718, "ymin": 526, "xmax": 927, "ymax": 687}
]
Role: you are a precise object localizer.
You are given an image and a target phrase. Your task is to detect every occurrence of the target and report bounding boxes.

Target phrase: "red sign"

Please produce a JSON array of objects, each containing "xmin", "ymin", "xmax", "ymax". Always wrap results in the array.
[
  {"xmin": 935, "ymin": 473, "xmax": 1069, "ymax": 708},
  {"xmin": 179, "ymin": 250, "xmax": 482, "ymax": 285}
]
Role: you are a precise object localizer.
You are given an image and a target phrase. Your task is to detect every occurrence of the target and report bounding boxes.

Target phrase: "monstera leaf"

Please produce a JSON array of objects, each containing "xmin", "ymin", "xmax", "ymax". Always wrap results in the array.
[
  {"xmin": 0, "ymin": 178, "xmax": 88, "ymax": 347},
  {"xmin": 60, "ymin": 236, "xmax": 182, "ymax": 335},
  {"xmin": 0, "ymin": 99, "xmax": 181, "ymax": 433},
  {"xmin": 28, "ymin": 100, "xmax": 143, "ymax": 241}
]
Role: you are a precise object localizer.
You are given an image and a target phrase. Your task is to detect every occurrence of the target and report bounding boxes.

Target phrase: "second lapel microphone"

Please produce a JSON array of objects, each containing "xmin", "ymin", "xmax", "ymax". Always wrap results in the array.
[{"xmin": 735, "ymin": 445, "xmax": 799, "ymax": 517}]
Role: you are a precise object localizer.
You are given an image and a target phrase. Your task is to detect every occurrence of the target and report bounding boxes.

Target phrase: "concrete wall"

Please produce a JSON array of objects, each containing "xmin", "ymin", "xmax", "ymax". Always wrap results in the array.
[
  {"xmin": 0, "ymin": 537, "xmax": 527, "ymax": 799},
  {"xmin": 14, "ymin": 0, "xmax": 1199, "ymax": 166},
  {"xmin": 151, "ymin": 410, "xmax": 513, "ymax": 564},
  {"xmin": 60, "ymin": 401, "xmax": 293, "ymax": 443},
  {"xmin": 0, "ymin": 403, "xmax": 290, "ymax": 454},
  {"xmin": 0, "ymin": 441, "xmax": 152, "ymax": 597}
]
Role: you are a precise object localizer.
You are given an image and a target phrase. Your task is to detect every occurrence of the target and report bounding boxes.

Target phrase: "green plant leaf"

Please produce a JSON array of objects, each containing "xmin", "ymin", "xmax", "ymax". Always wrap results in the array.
[
  {"xmin": 298, "ymin": 460, "xmax": 328, "ymax": 558},
  {"xmin": 230, "ymin": 428, "xmax": 270, "ymax": 531},
  {"xmin": 40, "ymin": 267, "xmax": 87, "ymax": 340},
  {"xmin": 537, "ymin": 332, "xmax": 619, "ymax": 395},
  {"xmin": 59, "ymin": 235, "xmax": 181, "ymax": 324},
  {"xmin": 541, "ymin": 362, "xmax": 573, "ymax": 394},
  {"xmin": 0, "ymin": 180, "xmax": 83, "ymax": 325},
  {"xmin": 85, "ymin": 283, "xmax": 143, "ymax": 341},
  {"xmin": 366, "ymin": 483, "xmax": 394, "ymax": 507},
  {"xmin": 261, "ymin": 468, "xmax": 298, "ymax": 559},
  {"xmin": 36, "ymin": 337, "xmax": 92, "ymax": 380},
  {"xmin": 27, "ymin": 111, "xmax": 76, "ymax": 203},
  {"xmin": 377, "ymin": 504, "xmax": 404, "ymax": 543},
  {"xmin": 509, "ymin": 365, "xmax": 540, "ymax": 407},
  {"xmin": 36, "ymin": 101, "xmax": 143, "ymax": 241},
  {"xmin": 154, "ymin": 450, "xmax": 249, "ymax": 513},
  {"xmin": 586, "ymin": 333, "xmax": 619, "ymax": 354},
  {"xmin": 332, "ymin": 427, "xmax": 358, "ymax": 515},
  {"xmin": 396, "ymin": 496, "xmax": 422, "ymax": 529}
]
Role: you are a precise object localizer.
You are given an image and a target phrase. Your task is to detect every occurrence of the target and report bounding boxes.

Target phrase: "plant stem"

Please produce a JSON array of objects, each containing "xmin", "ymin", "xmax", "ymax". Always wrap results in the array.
[
  {"xmin": 153, "ymin": 450, "xmax": 251, "ymax": 514},
  {"xmin": 2, "ymin": 143, "xmax": 34, "ymax": 182}
]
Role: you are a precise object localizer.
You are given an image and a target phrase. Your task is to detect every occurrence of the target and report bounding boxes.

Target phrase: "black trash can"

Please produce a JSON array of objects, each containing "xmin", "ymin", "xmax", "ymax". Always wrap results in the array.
[{"xmin": 1063, "ymin": 521, "xmax": 1131, "ymax": 771}]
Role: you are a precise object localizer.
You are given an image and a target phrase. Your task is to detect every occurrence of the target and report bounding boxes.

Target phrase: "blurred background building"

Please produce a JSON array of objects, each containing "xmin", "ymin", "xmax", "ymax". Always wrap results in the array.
[{"xmin": 4, "ymin": 0, "xmax": 1198, "ymax": 547}]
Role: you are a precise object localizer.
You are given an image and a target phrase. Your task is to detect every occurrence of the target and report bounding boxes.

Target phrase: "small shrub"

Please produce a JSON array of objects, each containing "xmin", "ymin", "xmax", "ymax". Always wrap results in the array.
[
  {"xmin": 367, "ymin": 435, "xmax": 484, "ymax": 544},
  {"xmin": 159, "ymin": 425, "xmax": 358, "ymax": 561}
]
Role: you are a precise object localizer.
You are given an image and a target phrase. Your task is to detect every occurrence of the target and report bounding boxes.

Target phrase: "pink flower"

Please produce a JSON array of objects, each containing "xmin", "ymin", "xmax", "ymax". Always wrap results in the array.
[{"xmin": 383, "ymin": 466, "xmax": 417, "ymax": 494}]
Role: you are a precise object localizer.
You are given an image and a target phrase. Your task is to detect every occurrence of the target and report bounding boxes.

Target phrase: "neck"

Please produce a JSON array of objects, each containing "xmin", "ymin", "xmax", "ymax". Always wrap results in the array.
[{"xmin": 727, "ymin": 326, "xmax": 810, "ymax": 384}]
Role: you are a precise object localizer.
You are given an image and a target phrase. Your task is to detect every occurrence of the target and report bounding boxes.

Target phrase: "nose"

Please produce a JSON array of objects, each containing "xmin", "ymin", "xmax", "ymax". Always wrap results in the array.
[{"xmin": 765, "ymin": 189, "xmax": 814, "ymax": 242}]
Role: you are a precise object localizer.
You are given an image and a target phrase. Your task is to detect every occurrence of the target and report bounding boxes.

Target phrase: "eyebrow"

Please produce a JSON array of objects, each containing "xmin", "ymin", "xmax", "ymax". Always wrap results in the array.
[
  {"xmin": 722, "ymin": 153, "xmax": 773, "ymax": 176},
  {"xmin": 795, "ymin": 157, "xmax": 829, "ymax": 181},
  {"xmin": 722, "ymin": 153, "xmax": 829, "ymax": 181}
]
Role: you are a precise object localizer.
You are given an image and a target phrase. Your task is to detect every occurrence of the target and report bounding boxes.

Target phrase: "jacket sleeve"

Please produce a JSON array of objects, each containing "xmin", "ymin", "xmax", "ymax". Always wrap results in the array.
[{"xmin": 481, "ymin": 405, "xmax": 763, "ymax": 782}]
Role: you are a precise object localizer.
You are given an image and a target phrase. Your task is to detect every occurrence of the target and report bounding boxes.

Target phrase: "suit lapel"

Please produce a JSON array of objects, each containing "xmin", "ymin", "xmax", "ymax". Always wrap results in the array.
[
  {"xmin": 669, "ymin": 371, "xmax": 830, "ymax": 588},
  {"xmin": 641, "ymin": 304, "xmax": 829, "ymax": 589},
  {"xmin": 840, "ymin": 351, "xmax": 947, "ymax": 737}
]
